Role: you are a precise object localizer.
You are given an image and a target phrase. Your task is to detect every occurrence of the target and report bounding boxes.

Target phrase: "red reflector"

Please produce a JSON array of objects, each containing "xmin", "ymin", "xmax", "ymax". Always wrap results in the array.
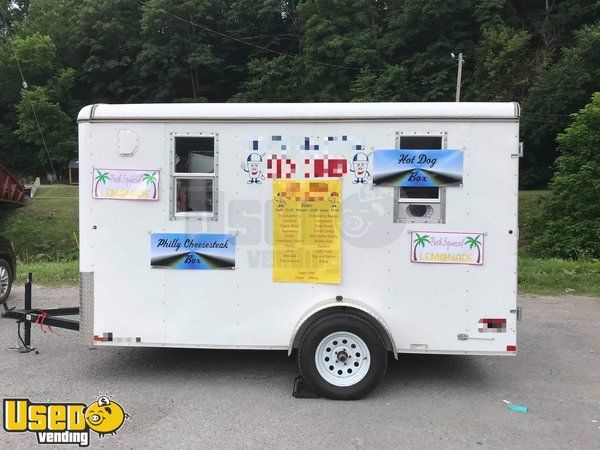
[{"xmin": 506, "ymin": 345, "xmax": 517, "ymax": 352}]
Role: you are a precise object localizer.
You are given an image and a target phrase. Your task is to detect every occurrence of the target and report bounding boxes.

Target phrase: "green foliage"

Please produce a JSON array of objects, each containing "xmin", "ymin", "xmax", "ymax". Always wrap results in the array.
[
  {"xmin": 530, "ymin": 93, "xmax": 600, "ymax": 258},
  {"xmin": 518, "ymin": 255, "xmax": 600, "ymax": 296},
  {"xmin": 15, "ymin": 85, "xmax": 75, "ymax": 169},
  {"xmin": 12, "ymin": 32, "xmax": 55, "ymax": 80},
  {"xmin": 521, "ymin": 23, "xmax": 600, "ymax": 187},
  {"xmin": 137, "ymin": 0, "xmax": 225, "ymax": 102},
  {"xmin": 0, "ymin": 186, "xmax": 79, "ymax": 262},
  {"xmin": 298, "ymin": 0, "xmax": 379, "ymax": 101},
  {"xmin": 21, "ymin": 0, "xmax": 83, "ymax": 64},
  {"xmin": 0, "ymin": 0, "xmax": 600, "ymax": 187},
  {"xmin": 468, "ymin": 25, "xmax": 532, "ymax": 102},
  {"xmin": 17, "ymin": 260, "xmax": 79, "ymax": 285},
  {"xmin": 518, "ymin": 190, "xmax": 550, "ymax": 252},
  {"xmin": 351, "ymin": 65, "xmax": 411, "ymax": 102},
  {"xmin": 234, "ymin": 56, "xmax": 304, "ymax": 102},
  {"xmin": 75, "ymin": 0, "xmax": 143, "ymax": 103}
]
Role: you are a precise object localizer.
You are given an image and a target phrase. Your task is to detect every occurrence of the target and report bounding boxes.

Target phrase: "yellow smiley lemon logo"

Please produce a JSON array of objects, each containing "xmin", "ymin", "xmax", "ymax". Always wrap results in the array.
[{"xmin": 84, "ymin": 396, "xmax": 127, "ymax": 436}]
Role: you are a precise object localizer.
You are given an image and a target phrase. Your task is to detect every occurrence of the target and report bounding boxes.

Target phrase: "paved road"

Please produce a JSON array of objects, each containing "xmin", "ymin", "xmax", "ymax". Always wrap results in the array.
[{"xmin": 1, "ymin": 286, "xmax": 599, "ymax": 449}]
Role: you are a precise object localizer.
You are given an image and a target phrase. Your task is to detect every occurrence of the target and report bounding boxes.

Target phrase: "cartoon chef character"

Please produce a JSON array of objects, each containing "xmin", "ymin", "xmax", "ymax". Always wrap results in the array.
[
  {"xmin": 329, "ymin": 191, "xmax": 340, "ymax": 208},
  {"xmin": 275, "ymin": 192, "xmax": 288, "ymax": 209},
  {"xmin": 241, "ymin": 153, "xmax": 266, "ymax": 184},
  {"xmin": 349, "ymin": 152, "xmax": 372, "ymax": 184}
]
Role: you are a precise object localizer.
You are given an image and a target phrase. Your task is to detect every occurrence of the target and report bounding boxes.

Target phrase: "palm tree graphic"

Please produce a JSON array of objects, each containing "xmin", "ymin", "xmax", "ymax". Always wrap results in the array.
[
  {"xmin": 142, "ymin": 172, "xmax": 158, "ymax": 199},
  {"xmin": 94, "ymin": 170, "xmax": 110, "ymax": 197},
  {"xmin": 413, "ymin": 233, "xmax": 430, "ymax": 261},
  {"xmin": 465, "ymin": 234, "xmax": 482, "ymax": 263}
]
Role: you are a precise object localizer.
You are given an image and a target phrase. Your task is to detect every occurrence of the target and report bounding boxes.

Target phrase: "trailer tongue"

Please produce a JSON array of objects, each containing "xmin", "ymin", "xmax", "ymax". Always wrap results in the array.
[{"xmin": 1, "ymin": 273, "xmax": 79, "ymax": 352}]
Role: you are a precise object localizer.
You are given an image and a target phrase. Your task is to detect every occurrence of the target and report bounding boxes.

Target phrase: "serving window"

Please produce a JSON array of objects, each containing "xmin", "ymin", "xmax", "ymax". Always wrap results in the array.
[
  {"xmin": 170, "ymin": 134, "xmax": 218, "ymax": 220},
  {"xmin": 393, "ymin": 132, "xmax": 447, "ymax": 224}
]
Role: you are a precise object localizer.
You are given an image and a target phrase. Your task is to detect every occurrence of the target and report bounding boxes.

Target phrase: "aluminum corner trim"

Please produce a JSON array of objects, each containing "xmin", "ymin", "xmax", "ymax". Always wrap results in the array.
[{"xmin": 79, "ymin": 272, "xmax": 94, "ymax": 347}]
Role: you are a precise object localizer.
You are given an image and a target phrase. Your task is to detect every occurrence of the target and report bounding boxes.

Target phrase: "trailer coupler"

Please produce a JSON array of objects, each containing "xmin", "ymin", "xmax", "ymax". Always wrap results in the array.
[{"xmin": 1, "ymin": 273, "xmax": 79, "ymax": 352}]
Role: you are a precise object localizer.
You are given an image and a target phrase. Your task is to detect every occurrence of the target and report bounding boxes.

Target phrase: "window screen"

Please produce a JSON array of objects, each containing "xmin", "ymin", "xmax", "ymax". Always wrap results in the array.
[
  {"xmin": 172, "ymin": 135, "xmax": 217, "ymax": 218},
  {"xmin": 400, "ymin": 135, "xmax": 442, "ymax": 150},
  {"xmin": 175, "ymin": 137, "xmax": 215, "ymax": 174}
]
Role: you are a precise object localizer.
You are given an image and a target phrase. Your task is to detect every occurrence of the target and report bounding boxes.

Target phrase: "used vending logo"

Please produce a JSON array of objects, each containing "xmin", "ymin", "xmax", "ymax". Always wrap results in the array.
[{"xmin": 2, "ymin": 395, "xmax": 128, "ymax": 446}]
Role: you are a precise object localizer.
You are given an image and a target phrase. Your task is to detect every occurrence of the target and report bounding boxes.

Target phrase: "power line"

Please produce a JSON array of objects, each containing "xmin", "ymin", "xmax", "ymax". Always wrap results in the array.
[
  {"xmin": 137, "ymin": 0, "xmax": 459, "ymax": 78},
  {"xmin": 136, "ymin": 0, "xmax": 381, "ymax": 72},
  {"xmin": 0, "ymin": 5, "xmax": 58, "ymax": 181},
  {"xmin": 403, "ymin": 62, "xmax": 459, "ymax": 90},
  {"xmin": 136, "ymin": 0, "xmax": 462, "ymax": 91}
]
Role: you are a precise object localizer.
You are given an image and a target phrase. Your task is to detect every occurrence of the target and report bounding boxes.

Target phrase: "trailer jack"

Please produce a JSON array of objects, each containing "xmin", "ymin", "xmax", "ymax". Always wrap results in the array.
[{"xmin": 1, "ymin": 273, "xmax": 79, "ymax": 352}]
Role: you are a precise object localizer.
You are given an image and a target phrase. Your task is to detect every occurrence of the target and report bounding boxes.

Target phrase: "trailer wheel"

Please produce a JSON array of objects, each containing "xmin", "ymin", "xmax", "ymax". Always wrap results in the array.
[
  {"xmin": 297, "ymin": 312, "xmax": 387, "ymax": 399},
  {"xmin": 0, "ymin": 258, "xmax": 12, "ymax": 305}
]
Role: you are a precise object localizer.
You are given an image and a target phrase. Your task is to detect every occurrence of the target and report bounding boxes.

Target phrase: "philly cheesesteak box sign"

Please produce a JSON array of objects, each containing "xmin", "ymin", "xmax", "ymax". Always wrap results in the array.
[{"xmin": 151, "ymin": 233, "xmax": 235, "ymax": 270}]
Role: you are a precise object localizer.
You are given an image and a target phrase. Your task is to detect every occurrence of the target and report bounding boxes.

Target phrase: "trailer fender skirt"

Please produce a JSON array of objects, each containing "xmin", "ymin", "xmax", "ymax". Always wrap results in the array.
[{"xmin": 288, "ymin": 298, "xmax": 397, "ymax": 358}]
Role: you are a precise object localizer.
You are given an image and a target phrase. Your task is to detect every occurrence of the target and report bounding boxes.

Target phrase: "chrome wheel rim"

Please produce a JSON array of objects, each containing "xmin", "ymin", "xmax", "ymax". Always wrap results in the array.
[
  {"xmin": 0, "ymin": 266, "xmax": 9, "ymax": 297},
  {"xmin": 315, "ymin": 331, "xmax": 371, "ymax": 387}
]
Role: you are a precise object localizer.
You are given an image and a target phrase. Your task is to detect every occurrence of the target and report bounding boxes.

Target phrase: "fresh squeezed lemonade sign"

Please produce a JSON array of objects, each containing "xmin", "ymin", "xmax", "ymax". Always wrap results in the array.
[
  {"xmin": 411, "ymin": 231, "xmax": 484, "ymax": 265},
  {"xmin": 92, "ymin": 168, "xmax": 159, "ymax": 200},
  {"xmin": 273, "ymin": 180, "xmax": 342, "ymax": 283}
]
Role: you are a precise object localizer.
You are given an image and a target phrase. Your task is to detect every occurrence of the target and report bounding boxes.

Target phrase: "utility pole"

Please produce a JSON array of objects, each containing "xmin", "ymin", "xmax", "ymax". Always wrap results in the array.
[{"xmin": 453, "ymin": 52, "xmax": 464, "ymax": 102}]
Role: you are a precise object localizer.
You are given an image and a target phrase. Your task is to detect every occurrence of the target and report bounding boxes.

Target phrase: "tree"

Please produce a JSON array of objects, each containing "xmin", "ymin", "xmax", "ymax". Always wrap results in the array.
[
  {"xmin": 224, "ymin": 0, "xmax": 300, "ymax": 100},
  {"xmin": 379, "ymin": 0, "xmax": 482, "ymax": 102},
  {"xmin": 21, "ymin": 0, "xmax": 83, "ymax": 68},
  {"xmin": 15, "ymin": 85, "xmax": 76, "ymax": 171},
  {"xmin": 351, "ymin": 65, "xmax": 412, "ymax": 102},
  {"xmin": 530, "ymin": 92, "xmax": 600, "ymax": 259},
  {"xmin": 11, "ymin": 32, "xmax": 56, "ymax": 86},
  {"xmin": 0, "ymin": 31, "xmax": 75, "ymax": 176},
  {"xmin": 297, "ymin": 0, "xmax": 379, "ymax": 101},
  {"xmin": 74, "ymin": 0, "xmax": 143, "ymax": 103},
  {"xmin": 468, "ymin": 24, "xmax": 532, "ymax": 102},
  {"xmin": 521, "ymin": 23, "xmax": 600, "ymax": 188},
  {"xmin": 137, "ymin": 0, "xmax": 225, "ymax": 102},
  {"xmin": 234, "ymin": 56, "xmax": 305, "ymax": 102},
  {"xmin": 0, "ymin": 0, "xmax": 29, "ymax": 34}
]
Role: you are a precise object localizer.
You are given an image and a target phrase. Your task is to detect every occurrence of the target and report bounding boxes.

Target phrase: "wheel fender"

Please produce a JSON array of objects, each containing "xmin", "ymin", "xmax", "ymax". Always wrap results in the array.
[{"xmin": 288, "ymin": 298, "xmax": 397, "ymax": 358}]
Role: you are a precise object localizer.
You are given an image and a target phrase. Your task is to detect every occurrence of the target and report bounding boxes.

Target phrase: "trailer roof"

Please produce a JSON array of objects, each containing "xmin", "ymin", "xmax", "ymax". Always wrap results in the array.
[{"xmin": 78, "ymin": 102, "xmax": 520, "ymax": 122}]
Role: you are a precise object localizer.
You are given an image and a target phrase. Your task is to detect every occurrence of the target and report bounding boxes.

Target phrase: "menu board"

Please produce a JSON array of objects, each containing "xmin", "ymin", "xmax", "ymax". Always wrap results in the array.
[{"xmin": 273, "ymin": 180, "xmax": 341, "ymax": 284}]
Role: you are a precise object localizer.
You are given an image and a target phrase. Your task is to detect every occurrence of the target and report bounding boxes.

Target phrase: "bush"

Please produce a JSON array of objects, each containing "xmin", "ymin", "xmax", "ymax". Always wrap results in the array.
[{"xmin": 530, "ymin": 92, "xmax": 600, "ymax": 258}]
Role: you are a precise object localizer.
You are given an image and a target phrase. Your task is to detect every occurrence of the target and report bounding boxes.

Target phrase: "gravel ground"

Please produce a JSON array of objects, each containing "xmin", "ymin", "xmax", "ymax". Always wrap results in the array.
[{"xmin": 1, "ymin": 285, "xmax": 599, "ymax": 449}]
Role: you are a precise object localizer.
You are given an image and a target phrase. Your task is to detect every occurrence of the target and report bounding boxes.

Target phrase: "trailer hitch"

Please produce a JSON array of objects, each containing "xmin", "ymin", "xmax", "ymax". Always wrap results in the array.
[{"xmin": 1, "ymin": 273, "xmax": 79, "ymax": 352}]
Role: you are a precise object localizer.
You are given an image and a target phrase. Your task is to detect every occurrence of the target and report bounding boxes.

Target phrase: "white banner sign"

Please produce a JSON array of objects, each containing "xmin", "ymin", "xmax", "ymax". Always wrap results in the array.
[
  {"xmin": 92, "ymin": 168, "xmax": 159, "ymax": 200},
  {"xmin": 410, "ymin": 231, "xmax": 484, "ymax": 265}
]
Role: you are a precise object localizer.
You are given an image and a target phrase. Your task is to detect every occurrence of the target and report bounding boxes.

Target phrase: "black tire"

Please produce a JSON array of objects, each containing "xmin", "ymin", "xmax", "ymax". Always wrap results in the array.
[
  {"xmin": 297, "ymin": 312, "xmax": 388, "ymax": 400},
  {"xmin": 0, "ymin": 258, "xmax": 12, "ymax": 305}
]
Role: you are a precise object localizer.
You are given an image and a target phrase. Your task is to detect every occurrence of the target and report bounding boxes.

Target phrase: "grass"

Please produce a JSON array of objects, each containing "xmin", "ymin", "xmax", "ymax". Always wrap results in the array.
[
  {"xmin": 34, "ymin": 185, "xmax": 79, "ymax": 198},
  {"xmin": 16, "ymin": 260, "xmax": 79, "ymax": 286},
  {"xmin": 519, "ymin": 255, "xmax": 600, "ymax": 296},
  {"xmin": 0, "ymin": 185, "xmax": 78, "ymax": 261}
]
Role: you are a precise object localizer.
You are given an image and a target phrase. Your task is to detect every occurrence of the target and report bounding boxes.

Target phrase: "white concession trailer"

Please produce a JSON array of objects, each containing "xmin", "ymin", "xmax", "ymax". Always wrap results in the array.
[{"xmin": 77, "ymin": 102, "xmax": 520, "ymax": 399}]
